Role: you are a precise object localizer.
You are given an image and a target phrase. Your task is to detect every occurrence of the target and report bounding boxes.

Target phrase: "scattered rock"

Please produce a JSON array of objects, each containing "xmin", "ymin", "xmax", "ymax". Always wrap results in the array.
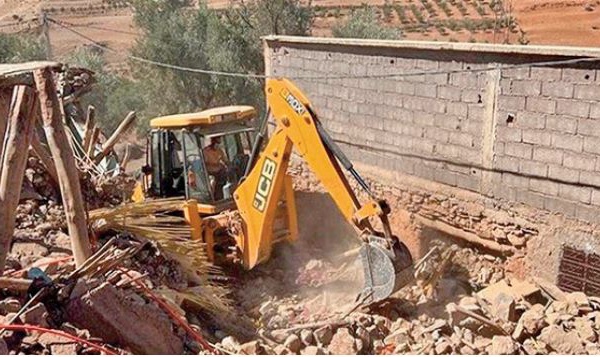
[
  {"xmin": 0, "ymin": 298, "xmax": 21, "ymax": 314},
  {"xmin": 21, "ymin": 303, "xmax": 48, "ymax": 327},
  {"xmin": 299, "ymin": 329, "xmax": 314, "ymax": 346},
  {"xmin": 239, "ymin": 340, "xmax": 264, "ymax": 355},
  {"xmin": 284, "ymin": 334, "xmax": 302, "ymax": 353},
  {"xmin": 488, "ymin": 336, "xmax": 518, "ymax": 355},
  {"xmin": 518, "ymin": 304, "xmax": 547, "ymax": 336},
  {"xmin": 65, "ymin": 282, "xmax": 184, "ymax": 354},
  {"xmin": 273, "ymin": 345, "xmax": 290, "ymax": 355},
  {"xmin": 328, "ymin": 328, "xmax": 357, "ymax": 355},
  {"xmin": 313, "ymin": 325, "xmax": 333, "ymax": 346},
  {"xmin": 301, "ymin": 346, "xmax": 325, "ymax": 355},
  {"xmin": 538, "ymin": 325, "xmax": 585, "ymax": 354},
  {"xmin": 573, "ymin": 317, "xmax": 597, "ymax": 343}
]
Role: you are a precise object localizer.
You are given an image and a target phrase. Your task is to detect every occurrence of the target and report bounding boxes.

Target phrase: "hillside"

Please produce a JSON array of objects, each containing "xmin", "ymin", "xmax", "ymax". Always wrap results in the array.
[{"xmin": 0, "ymin": 0, "xmax": 599, "ymax": 66}]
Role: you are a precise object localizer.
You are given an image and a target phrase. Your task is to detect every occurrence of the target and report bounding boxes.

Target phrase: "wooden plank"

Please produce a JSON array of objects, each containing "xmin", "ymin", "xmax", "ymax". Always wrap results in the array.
[
  {"xmin": 34, "ymin": 68, "xmax": 92, "ymax": 268},
  {"xmin": 93, "ymin": 111, "xmax": 136, "ymax": 164},
  {"xmin": 0, "ymin": 86, "xmax": 36, "ymax": 274}
]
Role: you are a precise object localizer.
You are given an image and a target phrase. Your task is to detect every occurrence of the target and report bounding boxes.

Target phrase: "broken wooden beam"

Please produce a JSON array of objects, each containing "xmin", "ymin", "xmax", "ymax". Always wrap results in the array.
[
  {"xmin": 93, "ymin": 111, "xmax": 136, "ymax": 164},
  {"xmin": 0, "ymin": 86, "xmax": 37, "ymax": 274},
  {"xmin": 86, "ymin": 126, "xmax": 100, "ymax": 159},
  {"xmin": 416, "ymin": 216, "xmax": 516, "ymax": 255},
  {"xmin": 34, "ymin": 67, "xmax": 92, "ymax": 268},
  {"xmin": 119, "ymin": 144, "xmax": 130, "ymax": 171}
]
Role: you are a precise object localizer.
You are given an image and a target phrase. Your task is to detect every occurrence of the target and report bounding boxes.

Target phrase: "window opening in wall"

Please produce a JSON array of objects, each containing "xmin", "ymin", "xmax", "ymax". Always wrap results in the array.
[{"xmin": 558, "ymin": 245, "xmax": 600, "ymax": 297}]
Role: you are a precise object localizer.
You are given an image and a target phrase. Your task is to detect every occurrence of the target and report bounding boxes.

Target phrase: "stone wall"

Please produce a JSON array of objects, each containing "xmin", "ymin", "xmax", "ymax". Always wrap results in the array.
[{"xmin": 264, "ymin": 36, "xmax": 600, "ymax": 225}]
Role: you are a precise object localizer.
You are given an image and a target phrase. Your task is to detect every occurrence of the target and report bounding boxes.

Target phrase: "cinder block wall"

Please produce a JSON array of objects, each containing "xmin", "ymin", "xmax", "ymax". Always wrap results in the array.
[{"xmin": 264, "ymin": 36, "xmax": 600, "ymax": 224}]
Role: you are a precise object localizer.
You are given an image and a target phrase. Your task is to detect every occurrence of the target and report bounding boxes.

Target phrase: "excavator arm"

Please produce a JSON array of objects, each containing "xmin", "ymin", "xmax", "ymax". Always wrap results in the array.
[{"xmin": 233, "ymin": 78, "xmax": 413, "ymax": 303}]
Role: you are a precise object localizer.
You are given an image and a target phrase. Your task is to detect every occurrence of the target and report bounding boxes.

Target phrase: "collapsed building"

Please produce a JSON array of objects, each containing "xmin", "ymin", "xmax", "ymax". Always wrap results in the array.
[{"xmin": 1, "ymin": 35, "xmax": 600, "ymax": 355}]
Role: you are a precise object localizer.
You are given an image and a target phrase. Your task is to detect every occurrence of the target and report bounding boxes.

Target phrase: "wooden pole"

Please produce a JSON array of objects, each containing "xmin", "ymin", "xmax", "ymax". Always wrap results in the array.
[
  {"xmin": 0, "ymin": 88, "xmax": 14, "ymax": 177},
  {"xmin": 81, "ymin": 105, "xmax": 95, "ymax": 154},
  {"xmin": 34, "ymin": 68, "xmax": 92, "ymax": 268},
  {"xmin": 0, "ymin": 86, "xmax": 36, "ymax": 274},
  {"xmin": 93, "ymin": 111, "xmax": 136, "ymax": 164},
  {"xmin": 86, "ymin": 126, "xmax": 100, "ymax": 158}
]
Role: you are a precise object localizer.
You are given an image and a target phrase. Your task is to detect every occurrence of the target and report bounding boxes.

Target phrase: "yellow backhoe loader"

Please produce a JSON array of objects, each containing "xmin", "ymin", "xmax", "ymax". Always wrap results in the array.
[{"xmin": 134, "ymin": 78, "xmax": 413, "ymax": 303}]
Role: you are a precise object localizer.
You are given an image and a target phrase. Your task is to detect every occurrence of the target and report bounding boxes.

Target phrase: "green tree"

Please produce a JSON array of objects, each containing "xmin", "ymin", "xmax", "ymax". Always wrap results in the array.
[
  {"xmin": 128, "ymin": 0, "xmax": 313, "ymax": 132},
  {"xmin": 0, "ymin": 32, "xmax": 47, "ymax": 63},
  {"xmin": 65, "ymin": 47, "xmax": 145, "ymax": 133},
  {"xmin": 332, "ymin": 6, "xmax": 402, "ymax": 40}
]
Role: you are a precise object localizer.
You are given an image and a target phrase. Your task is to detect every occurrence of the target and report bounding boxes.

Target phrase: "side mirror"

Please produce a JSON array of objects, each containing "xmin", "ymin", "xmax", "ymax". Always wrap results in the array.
[{"xmin": 142, "ymin": 165, "xmax": 153, "ymax": 175}]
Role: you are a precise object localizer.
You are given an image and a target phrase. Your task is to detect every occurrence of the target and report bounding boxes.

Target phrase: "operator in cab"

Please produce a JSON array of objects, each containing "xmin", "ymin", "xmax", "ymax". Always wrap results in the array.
[{"xmin": 203, "ymin": 137, "xmax": 229, "ymax": 200}]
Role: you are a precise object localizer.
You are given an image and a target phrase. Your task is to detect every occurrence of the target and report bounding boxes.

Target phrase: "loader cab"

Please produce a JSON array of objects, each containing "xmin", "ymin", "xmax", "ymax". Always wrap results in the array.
[{"xmin": 142, "ymin": 106, "xmax": 256, "ymax": 206}]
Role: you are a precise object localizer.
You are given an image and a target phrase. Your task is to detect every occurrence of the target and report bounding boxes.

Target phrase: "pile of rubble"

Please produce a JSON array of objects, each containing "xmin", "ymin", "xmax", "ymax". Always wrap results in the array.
[{"xmin": 219, "ymin": 258, "xmax": 600, "ymax": 355}]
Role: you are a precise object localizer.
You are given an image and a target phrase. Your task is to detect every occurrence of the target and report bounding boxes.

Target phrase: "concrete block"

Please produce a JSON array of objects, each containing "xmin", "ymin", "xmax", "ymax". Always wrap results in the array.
[
  {"xmin": 413, "ymin": 112, "xmax": 434, "ymax": 126},
  {"xmin": 579, "ymin": 171, "xmax": 600, "ymax": 187},
  {"xmin": 467, "ymin": 104, "xmax": 485, "ymax": 121},
  {"xmin": 503, "ymin": 172, "xmax": 529, "ymax": 188},
  {"xmin": 530, "ymin": 67, "xmax": 562, "ymax": 81},
  {"xmin": 505, "ymin": 143, "xmax": 533, "ymax": 159},
  {"xmin": 446, "ymin": 102, "xmax": 468, "ymax": 117},
  {"xmin": 593, "ymin": 190, "xmax": 600, "ymax": 206},
  {"xmin": 498, "ymin": 95, "xmax": 526, "ymax": 111},
  {"xmin": 456, "ymin": 173, "xmax": 480, "ymax": 192},
  {"xmin": 591, "ymin": 103, "xmax": 600, "ymax": 119},
  {"xmin": 522, "ymin": 129, "xmax": 552, "ymax": 146},
  {"xmin": 434, "ymin": 113, "xmax": 461, "ymax": 130},
  {"xmin": 434, "ymin": 170, "xmax": 458, "ymax": 187},
  {"xmin": 559, "ymin": 184, "xmax": 592, "ymax": 204},
  {"xmin": 422, "ymin": 98, "xmax": 447, "ymax": 114},
  {"xmin": 403, "ymin": 96, "xmax": 423, "ymax": 111},
  {"xmin": 495, "ymin": 156, "xmax": 520, "ymax": 172},
  {"xmin": 563, "ymin": 152, "xmax": 596, "ymax": 171},
  {"xmin": 516, "ymin": 112, "xmax": 546, "ymax": 129},
  {"xmin": 415, "ymin": 83, "xmax": 437, "ymax": 98},
  {"xmin": 556, "ymin": 99, "xmax": 590, "ymax": 118},
  {"xmin": 529, "ymin": 178, "xmax": 559, "ymax": 196},
  {"xmin": 439, "ymin": 60, "xmax": 463, "ymax": 71},
  {"xmin": 401, "ymin": 125, "xmax": 424, "ymax": 138},
  {"xmin": 574, "ymin": 84, "xmax": 600, "ymax": 101},
  {"xmin": 519, "ymin": 160, "xmax": 548, "ymax": 177},
  {"xmin": 562, "ymin": 68, "xmax": 596, "ymax": 83},
  {"xmin": 526, "ymin": 97, "xmax": 556, "ymax": 114},
  {"xmin": 519, "ymin": 190, "xmax": 547, "ymax": 209},
  {"xmin": 551, "ymin": 133, "xmax": 583, "ymax": 152},
  {"xmin": 416, "ymin": 59, "xmax": 439, "ymax": 70},
  {"xmin": 533, "ymin": 147, "xmax": 563, "ymax": 164},
  {"xmin": 462, "ymin": 90, "xmax": 484, "ymax": 104},
  {"xmin": 578, "ymin": 119, "xmax": 600, "ymax": 137},
  {"xmin": 450, "ymin": 73, "xmax": 479, "ymax": 88},
  {"xmin": 545, "ymin": 115, "xmax": 577, "ymax": 134},
  {"xmin": 449, "ymin": 131, "xmax": 474, "ymax": 148},
  {"xmin": 425, "ymin": 73, "xmax": 449, "ymax": 85},
  {"xmin": 438, "ymin": 86, "xmax": 461, "ymax": 101},
  {"xmin": 424, "ymin": 127, "xmax": 449, "ymax": 142},
  {"xmin": 497, "ymin": 126, "xmax": 522, "ymax": 143},
  {"xmin": 505, "ymin": 80, "xmax": 541, "ymax": 96},
  {"xmin": 395, "ymin": 81, "xmax": 416, "ymax": 95},
  {"xmin": 502, "ymin": 67, "xmax": 530, "ymax": 80},
  {"xmin": 548, "ymin": 164, "xmax": 580, "ymax": 182},
  {"xmin": 575, "ymin": 204, "xmax": 600, "ymax": 224},
  {"xmin": 583, "ymin": 136, "xmax": 600, "ymax": 155},
  {"xmin": 541, "ymin": 82, "xmax": 574, "ymax": 98},
  {"xmin": 544, "ymin": 196, "xmax": 577, "ymax": 216}
]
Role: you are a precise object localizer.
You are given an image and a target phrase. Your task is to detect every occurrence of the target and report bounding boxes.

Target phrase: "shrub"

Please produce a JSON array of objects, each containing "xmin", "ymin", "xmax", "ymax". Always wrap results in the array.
[{"xmin": 332, "ymin": 6, "xmax": 401, "ymax": 39}]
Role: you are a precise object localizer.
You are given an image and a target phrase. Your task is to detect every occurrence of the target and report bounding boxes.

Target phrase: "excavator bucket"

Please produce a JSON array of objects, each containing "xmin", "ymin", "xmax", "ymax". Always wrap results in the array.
[{"xmin": 359, "ymin": 237, "xmax": 414, "ymax": 303}]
